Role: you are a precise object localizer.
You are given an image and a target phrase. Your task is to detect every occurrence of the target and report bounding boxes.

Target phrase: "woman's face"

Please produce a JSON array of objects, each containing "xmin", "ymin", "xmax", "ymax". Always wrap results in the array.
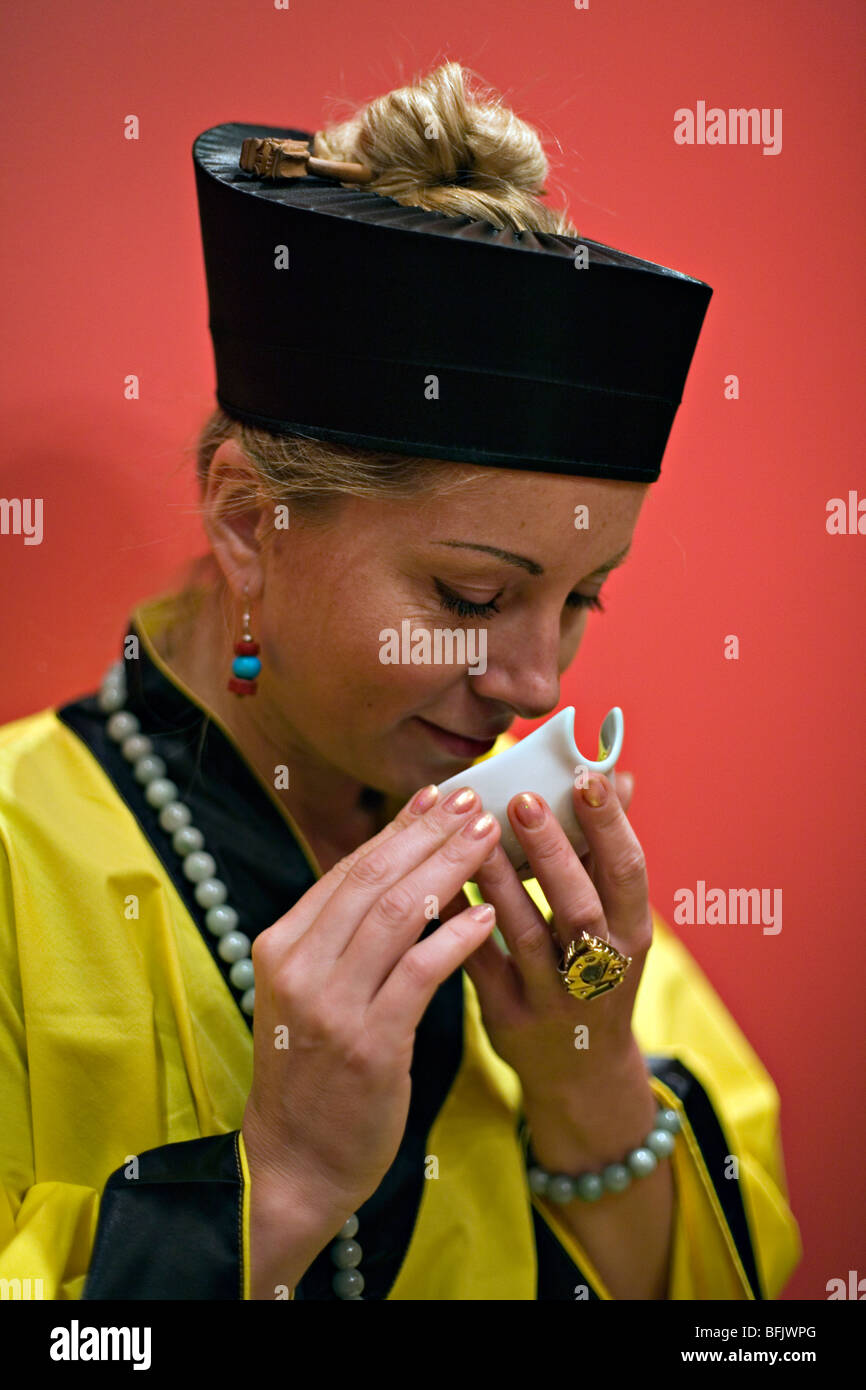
[{"xmin": 233, "ymin": 461, "xmax": 649, "ymax": 801}]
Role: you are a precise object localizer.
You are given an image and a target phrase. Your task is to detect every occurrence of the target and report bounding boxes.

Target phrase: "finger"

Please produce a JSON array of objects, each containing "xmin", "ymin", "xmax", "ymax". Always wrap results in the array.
[
  {"xmin": 572, "ymin": 773, "xmax": 651, "ymax": 949},
  {"xmin": 461, "ymin": 932, "xmax": 522, "ymax": 1027},
  {"xmin": 506, "ymin": 792, "xmax": 608, "ymax": 950},
  {"xmin": 335, "ymin": 809, "xmax": 502, "ymax": 999},
  {"xmin": 256, "ymin": 784, "xmax": 443, "ymax": 962},
  {"xmin": 258, "ymin": 784, "xmax": 484, "ymax": 972},
  {"xmin": 615, "ymin": 770, "xmax": 635, "ymax": 815},
  {"xmin": 437, "ymin": 887, "xmax": 472, "ymax": 923},
  {"xmin": 579, "ymin": 848, "xmax": 596, "ymax": 880},
  {"xmin": 252, "ymin": 784, "xmax": 477, "ymax": 986},
  {"xmin": 371, "ymin": 901, "xmax": 498, "ymax": 1040},
  {"xmin": 284, "ymin": 786, "xmax": 492, "ymax": 976},
  {"xmin": 470, "ymin": 840, "xmax": 563, "ymax": 1008}
]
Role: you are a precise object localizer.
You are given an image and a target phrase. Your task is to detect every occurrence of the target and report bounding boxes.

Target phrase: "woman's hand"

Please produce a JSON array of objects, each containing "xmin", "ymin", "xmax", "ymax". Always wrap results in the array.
[
  {"xmin": 241, "ymin": 783, "xmax": 503, "ymax": 1248},
  {"xmin": 455, "ymin": 769, "xmax": 657, "ymax": 1167}
]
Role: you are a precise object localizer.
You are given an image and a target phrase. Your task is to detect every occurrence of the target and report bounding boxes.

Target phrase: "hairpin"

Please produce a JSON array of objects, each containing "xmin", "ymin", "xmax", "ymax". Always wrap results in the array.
[{"xmin": 239, "ymin": 136, "xmax": 374, "ymax": 184}]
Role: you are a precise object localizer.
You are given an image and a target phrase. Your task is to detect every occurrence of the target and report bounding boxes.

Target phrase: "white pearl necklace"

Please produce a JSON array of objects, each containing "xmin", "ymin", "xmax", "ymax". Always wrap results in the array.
[
  {"xmin": 96, "ymin": 658, "xmax": 365, "ymax": 1298},
  {"xmin": 98, "ymin": 659, "xmax": 256, "ymax": 1014}
]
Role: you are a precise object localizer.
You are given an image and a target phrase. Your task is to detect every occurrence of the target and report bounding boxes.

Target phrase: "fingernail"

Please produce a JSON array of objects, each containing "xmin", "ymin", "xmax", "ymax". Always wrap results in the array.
[
  {"xmin": 463, "ymin": 811, "xmax": 496, "ymax": 839},
  {"xmin": 442, "ymin": 787, "xmax": 477, "ymax": 813},
  {"xmin": 513, "ymin": 793, "xmax": 544, "ymax": 828},
  {"xmin": 468, "ymin": 903, "xmax": 495, "ymax": 922},
  {"xmin": 582, "ymin": 775, "xmax": 606, "ymax": 808},
  {"xmin": 409, "ymin": 785, "xmax": 439, "ymax": 815}
]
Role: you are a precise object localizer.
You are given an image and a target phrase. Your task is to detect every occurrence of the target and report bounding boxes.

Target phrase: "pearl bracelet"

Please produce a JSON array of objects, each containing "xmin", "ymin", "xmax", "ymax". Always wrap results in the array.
[{"xmin": 523, "ymin": 1104, "xmax": 681, "ymax": 1204}]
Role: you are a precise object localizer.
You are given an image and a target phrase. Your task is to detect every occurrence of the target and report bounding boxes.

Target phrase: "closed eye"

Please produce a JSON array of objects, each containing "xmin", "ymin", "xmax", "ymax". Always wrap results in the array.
[{"xmin": 434, "ymin": 579, "xmax": 605, "ymax": 619}]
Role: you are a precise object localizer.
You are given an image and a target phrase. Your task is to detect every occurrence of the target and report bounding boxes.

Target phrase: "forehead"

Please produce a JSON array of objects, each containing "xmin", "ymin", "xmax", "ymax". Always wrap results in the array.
[
  {"xmin": 312, "ymin": 468, "xmax": 651, "ymax": 579},
  {"xmin": 410, "ymin": 468, "xmax": 650, "ymax": 552}
]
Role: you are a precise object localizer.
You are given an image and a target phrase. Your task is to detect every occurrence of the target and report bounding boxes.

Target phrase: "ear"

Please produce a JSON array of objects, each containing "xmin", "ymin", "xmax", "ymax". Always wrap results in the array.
[{"xmin": 201, "ymin": 438, "xmax": 269, "ymax": 601}]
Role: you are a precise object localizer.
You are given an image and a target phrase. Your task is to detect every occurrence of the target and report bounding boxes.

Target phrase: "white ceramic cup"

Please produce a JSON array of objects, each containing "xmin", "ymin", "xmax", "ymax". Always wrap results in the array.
[{"xmin": 436, "ymin": 706, "xmax": 624, "ymax": 877}]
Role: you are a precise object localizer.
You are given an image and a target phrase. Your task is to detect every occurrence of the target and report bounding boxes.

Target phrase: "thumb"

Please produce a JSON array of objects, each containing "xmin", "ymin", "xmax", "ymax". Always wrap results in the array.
[{"xmin": 614, "ymin": 770, "xmax": 635, "ymax": 814}]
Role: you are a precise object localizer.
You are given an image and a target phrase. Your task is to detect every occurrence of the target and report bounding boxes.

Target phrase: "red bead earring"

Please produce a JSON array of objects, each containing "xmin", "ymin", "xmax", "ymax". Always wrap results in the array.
[{"xmin": 227, "ymin": 587, "xmax": 261, "ymax": 696}]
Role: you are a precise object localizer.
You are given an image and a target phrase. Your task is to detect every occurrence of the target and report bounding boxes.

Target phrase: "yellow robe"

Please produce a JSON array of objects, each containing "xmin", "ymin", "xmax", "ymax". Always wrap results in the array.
[{"xmin": 0, "ymin": 590, "xmax": 801, "ymax": 1300}]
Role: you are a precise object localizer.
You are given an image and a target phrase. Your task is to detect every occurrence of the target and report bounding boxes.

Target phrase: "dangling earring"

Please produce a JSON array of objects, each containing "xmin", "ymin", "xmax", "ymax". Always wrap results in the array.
[{"xmin": 228, "ymin": 586, "xmax": 261, "ymax": 696}]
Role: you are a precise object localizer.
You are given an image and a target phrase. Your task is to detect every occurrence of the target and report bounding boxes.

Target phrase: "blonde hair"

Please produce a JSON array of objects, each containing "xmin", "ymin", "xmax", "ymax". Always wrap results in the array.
[
  {"xmin": 184, "ymin": 61, "xmax": 578, "ymax": 588},
  {"xmin": 313, "ymin": 60, "xmax": 578, "ymax": 235}
]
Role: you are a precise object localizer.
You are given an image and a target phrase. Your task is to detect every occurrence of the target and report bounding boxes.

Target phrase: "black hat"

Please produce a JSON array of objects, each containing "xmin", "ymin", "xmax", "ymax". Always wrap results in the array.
[{"xmin": 192, "ymin": 121, "xmax": 713, "ymax": 483}]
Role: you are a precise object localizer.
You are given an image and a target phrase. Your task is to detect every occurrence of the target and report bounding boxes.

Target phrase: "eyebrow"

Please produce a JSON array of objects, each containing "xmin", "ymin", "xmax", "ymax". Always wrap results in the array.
[{"xmin": 431, "ymin": 539, "xmax": 632, "ymax": 581}]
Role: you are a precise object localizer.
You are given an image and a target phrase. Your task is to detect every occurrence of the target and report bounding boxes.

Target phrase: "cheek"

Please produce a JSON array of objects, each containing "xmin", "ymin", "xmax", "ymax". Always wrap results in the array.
[
  {"xmin": 259, "ymin": 569, "xmax": 460, "ymax": 711},
  {"xmin": 560, "ymin": 613, "xmax": 590, "ymax": 668}
]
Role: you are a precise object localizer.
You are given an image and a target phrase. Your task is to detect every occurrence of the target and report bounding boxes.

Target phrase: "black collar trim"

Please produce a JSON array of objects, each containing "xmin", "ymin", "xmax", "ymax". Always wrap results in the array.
[{"xmin": 646, "ymin": 1055, "xmax": 764, "ymax": 1299}]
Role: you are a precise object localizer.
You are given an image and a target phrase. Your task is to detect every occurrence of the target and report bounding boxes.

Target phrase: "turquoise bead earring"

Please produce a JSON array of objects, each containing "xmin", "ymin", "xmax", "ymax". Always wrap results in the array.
[{"xmin": 227, "ymin": 586, "xmax": 261, "ymax": 696}]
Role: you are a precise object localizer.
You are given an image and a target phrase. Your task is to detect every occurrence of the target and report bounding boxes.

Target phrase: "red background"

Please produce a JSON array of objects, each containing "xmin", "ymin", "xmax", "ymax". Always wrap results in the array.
[{"xmin": 1, "ymin": 0, "xmax": 863, "ymax": 1299}]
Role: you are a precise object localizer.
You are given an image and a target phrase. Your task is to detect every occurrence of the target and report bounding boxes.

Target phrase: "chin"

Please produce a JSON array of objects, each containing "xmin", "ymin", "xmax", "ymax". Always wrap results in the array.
[
  {"xmin": 359, "ymin": 752, "xmax": 442, "ymax": 806},
  {"xmin": 375, "ymin": 762, "xmax": 436, "ymax": 803},
  {"xmin": 353, "ymin": 720, "xmax": 479, "ymax": 804}
]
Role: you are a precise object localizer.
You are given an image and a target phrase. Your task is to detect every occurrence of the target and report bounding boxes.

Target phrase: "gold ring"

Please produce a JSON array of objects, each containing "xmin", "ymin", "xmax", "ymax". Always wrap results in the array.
[{"xmin": 557, "ymin": 931, "xmax": 632, "ymax": 1002}]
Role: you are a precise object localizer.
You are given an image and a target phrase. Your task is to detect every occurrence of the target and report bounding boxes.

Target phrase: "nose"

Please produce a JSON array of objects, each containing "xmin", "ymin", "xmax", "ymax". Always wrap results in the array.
[{"xmin": 467, "ymin": 617, "xmax": 563, "ymax": 720}]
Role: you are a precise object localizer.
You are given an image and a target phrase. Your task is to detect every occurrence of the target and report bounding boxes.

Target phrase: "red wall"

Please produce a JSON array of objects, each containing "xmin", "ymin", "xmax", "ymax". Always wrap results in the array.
[{"xmin": 1, "ymin": 0, "xmax": 863, "ymax": 1300}]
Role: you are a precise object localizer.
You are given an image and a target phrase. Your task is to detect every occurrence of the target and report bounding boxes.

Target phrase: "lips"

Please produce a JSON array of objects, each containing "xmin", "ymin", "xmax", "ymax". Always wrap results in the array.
[
  {"xmin": 414, "ymin": 716, "xmax": 509, "ymax": 760},
  {"xmin": 442, "ymin": 724, "xmax": 501, "ymax": 741}
]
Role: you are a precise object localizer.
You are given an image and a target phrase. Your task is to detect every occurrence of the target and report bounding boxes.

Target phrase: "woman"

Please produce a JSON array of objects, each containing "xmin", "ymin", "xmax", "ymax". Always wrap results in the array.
[{"xmin": 0, "ymin": 62, "xmax": 800, "ymax": 1300}]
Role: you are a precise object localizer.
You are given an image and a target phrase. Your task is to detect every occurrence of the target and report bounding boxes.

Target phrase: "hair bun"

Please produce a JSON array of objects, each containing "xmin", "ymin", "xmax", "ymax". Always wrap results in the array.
[{"xmin": 314, "ymin": 61, "xmax": 576, "ymax": 235}]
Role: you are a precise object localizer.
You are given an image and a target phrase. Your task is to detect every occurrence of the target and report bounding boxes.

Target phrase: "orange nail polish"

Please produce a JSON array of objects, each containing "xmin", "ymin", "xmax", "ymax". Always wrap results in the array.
[
  {"xmin": 409, "ymin": 785, "xmax": 439, "ymax": 815},
  {"xmin": 582, "ymin": 776, "xmax": 606, "ymax": 808},
  {"xmin": 463, "ymin": 812, "xmax": 496, "ymax": 839},
  {"xmin": 514, "ymin": 793, "xmax": 544, "ymax": 828}
]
